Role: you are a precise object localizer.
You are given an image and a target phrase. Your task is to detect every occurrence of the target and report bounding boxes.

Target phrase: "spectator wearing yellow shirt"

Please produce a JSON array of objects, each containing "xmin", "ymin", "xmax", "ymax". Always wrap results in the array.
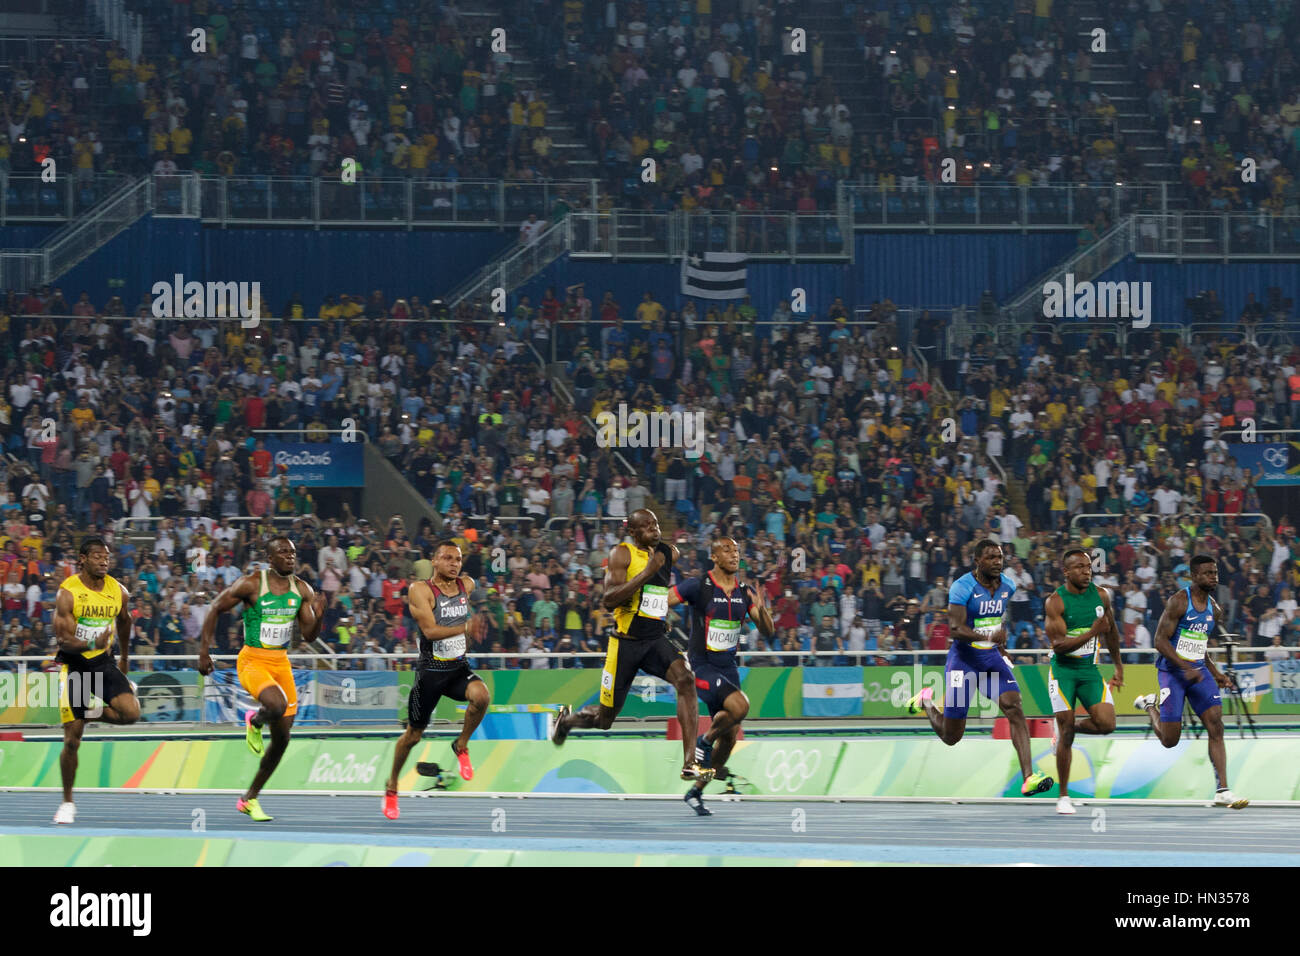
[
  {"xmin": 69, "ymin": 398, "xmax": 95, "ymax": 428},
  {"xmin": 528, "ymin": 96, "xmax": 547, "ymax": 128},
  {"xmin": 150, "ymin": 122, "xmax": 169, "ymax": 156},
  {"xmin": 635, "ymin": 291, "xmax": 664, "ymax": 328},
  {"xmin": 1079, "ymin": 471, "xmax": 1097, "ymax": 505},
  {"xmin": 1046, "ymin": 399, "xmax": 1067, "ymax": 426},
  {"xmin": 339, "ymin": 294, "xmax": 363, "ymax": 321},
  {"xmin": 170, "ymin": 124, "xmax": 193, "ymax": 159},
  {"xmin": 1049, "ymin": 482, "xmax": 1067, "ymax": 529}
]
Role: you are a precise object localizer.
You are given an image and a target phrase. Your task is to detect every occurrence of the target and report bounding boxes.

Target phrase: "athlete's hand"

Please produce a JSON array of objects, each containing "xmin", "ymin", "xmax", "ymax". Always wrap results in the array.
[
  {"xmin": 747, "ymin": 582, "xmax": 767, "ymax": 609},
  {"xmin": 1108, "ymin": 665, "xmax": 1124, "ymax": 690},
  {"xmin": 197, "ymin": 649, "xmax": 214, "ymax": 676},
  {"xmin": 310, "ymin": 591, "xmax": 327, "ymax": 622},
  {"xmin": 1214, "ymin": 671, "xmax": 1232, "ymax": 689},
  {"xmin": 645, "ymin": 548, "xmax": 667, "ymax": 575},
  {"xmin": 1182, "ymin": 664, "xmax": 1204, "ymax": 684},
  {"xmin": 990, "ymin": 627, "xmax": 1008, "ymax": 647},
  {"xmin": 93, "ymin": 625, "xmax": 115, "ymax": 651}
]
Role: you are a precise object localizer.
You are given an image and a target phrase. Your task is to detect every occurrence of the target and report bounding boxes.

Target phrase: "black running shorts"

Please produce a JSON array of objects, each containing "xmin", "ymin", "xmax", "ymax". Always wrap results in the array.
[
  {"xmin": 406, "ymin": 664, "xmax": 483, "ymax": 730},
  {"xmin": 600, "ymin": 634, "xmax": 684, "ymax": 713}
]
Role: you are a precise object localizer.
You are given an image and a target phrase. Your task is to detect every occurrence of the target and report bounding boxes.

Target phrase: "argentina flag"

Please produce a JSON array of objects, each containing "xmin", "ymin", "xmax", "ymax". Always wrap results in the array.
[{"xmin": 802, "ymin": 666, "xmax": 865, "ymax": 717}]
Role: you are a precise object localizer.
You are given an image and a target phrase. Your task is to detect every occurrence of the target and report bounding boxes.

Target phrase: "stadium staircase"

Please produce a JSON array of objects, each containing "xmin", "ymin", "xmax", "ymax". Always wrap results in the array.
[{"xmin": 0, "ymin": 174, "xmax": 198, "ymax": 289}]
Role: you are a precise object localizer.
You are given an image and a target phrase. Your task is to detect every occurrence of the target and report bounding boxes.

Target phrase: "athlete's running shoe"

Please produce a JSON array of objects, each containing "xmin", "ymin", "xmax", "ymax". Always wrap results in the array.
[
  {"xmin": 904, "ymin": 686, "xmax": 934, "ymax": 715},
  {"xmin": 237, "ymin": 797, "xmax": 272, "ymax": 821},
  {"xmin": 1021, "ymin": 771, "xmax": 1054, "ymax": 796},
  {"xmin": 1133, "ymin": 693, "xmax": 1156, "ymax": 712},
  {"xmin": 245, "ymin": 709, "xmax": 264, "ymax": 756},
  {"xmin": 1056, "ymin": 796, "xmax": 1076, "ymax": 815},
  {"xmin": 695, "ymin": 734, "xmax": 713, "ymax": 769},
  {"xmin": 382, "ymin": 790, "xmax": 400, "ymax": 820},
  {"xmin": 681, "ymin": 763, "xmax": 715, "ymax": 783},
  {"xmin": 451, "ymin": 741, "xmax": 473, "ymax": 780},
  {"xmin": 684, "ymin": 785, "xmax": 712, "ymax": 816},
  {"xmin": 551, "ymin": 705, "xmax": 571, "ymax": 746},
  {"xmin": 53, "ymin": 802, "xmax": 76, "ymax": 824},
  {"xmin": 1214, "ymin": 788, "xmax": 1249, "ymax": 809}
]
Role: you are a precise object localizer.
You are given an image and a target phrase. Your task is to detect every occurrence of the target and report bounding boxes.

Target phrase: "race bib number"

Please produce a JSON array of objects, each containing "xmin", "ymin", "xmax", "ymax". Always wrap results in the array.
[
  {"xmin": 431, "ymin": 635, "xmax": 466, "ymax": 660},
  {"xmin": 706, "ymin": 618, "xmax": 741, "ymax": 652},
  {"xmin": 1176, "ymin": 628, "xmax": 1207, "ymax": 662},
  {"xmin": 638, "ymin": 585, "xmax": 668, "ymax": 619},
  {"xmin": 1066, "ymin": 626, "xmax": 1096, "ymax": 658},
  {"xmin": 75, "ymin": 622, "xmax": 111, "ymax": 652},
  {"xmin": 971, "ymin": 615, "xmax": 1000, "ymax": 649},
  {"xmin": 259, "ymin": 622, "xmax": 292, "ymax": 648}
]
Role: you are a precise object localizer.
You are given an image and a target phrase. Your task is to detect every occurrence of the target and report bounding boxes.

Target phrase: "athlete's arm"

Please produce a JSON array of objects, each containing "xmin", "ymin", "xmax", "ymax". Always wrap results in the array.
[
  {"xmin": 197, "ymin": 574, "xmax": 257, "ymax": 675},
  {"xmin": 53, "ymin": 588, "xmax": 111, "ymax": 654},
  {"xmin": 602, "ymin": 543, "xmax": 664, "ymax": 610},
  {"xmin": 668, "ymin": 575, "xmax": 696, "ymax": 609},
  {"xmin": 293, "ymin": 578, "xmax": 327, "ymax": 647},
  {"xmin": 1044, "ymin": 592, "xmax": 1105, "ymax": 656},
  {"xmin": 747, "ymin": 582, "xmax": 776, "ymax": 638},
  {"xmin": 408, "ymin": 580, "xmax": 468, "ymax": 640},
  {"xmin": 946, "ymin": 604, "xmax": 984, "ymax": 643},
  {"xmin": 1151, "ymin": 589, "xmax": 1202, "ymax": 682},
  {"xmin": 1098, "ymin": 587, "xmax": 1124, "ymax": 687},
  {"xmin": 116, "ymin": 584, "xmax": 132, "ymax": 673},
  {"xmin": 1205, "ymin": 596, "xmax": 1232, "ymax": 687}
]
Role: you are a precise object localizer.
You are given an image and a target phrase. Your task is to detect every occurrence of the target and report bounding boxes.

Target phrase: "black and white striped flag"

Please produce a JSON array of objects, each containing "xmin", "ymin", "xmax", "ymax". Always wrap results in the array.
[{"xmin": 680, "ymin": 252, "xmax": 748, "ymax": 300}]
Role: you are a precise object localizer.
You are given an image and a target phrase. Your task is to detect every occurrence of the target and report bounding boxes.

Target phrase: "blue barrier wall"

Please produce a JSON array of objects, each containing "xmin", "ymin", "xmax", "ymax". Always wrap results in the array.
[
  {"xmin": 1092, "ymin": 256, "xmax": 1300, "ymax": 324},
  {"xmin": 8, "ymin": 219, "xmax": 1296, "ymax": 327}
]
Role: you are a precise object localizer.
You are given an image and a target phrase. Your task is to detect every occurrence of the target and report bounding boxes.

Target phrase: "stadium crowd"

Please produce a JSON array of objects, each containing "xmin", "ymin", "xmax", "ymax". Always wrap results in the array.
[
  {"xmin": 0, "ymin": 279, "xmax": 1296, "ymax": 674},
  {"xmin": 3, "ymin": 0, "xmax": 1297, "ymax": 218}
]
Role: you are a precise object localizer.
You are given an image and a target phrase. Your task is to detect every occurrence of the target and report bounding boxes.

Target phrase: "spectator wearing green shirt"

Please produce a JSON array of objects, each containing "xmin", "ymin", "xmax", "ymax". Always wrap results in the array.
[{"xmin": 531, "ymin": 587, "xmax": 559, "ymax": 630}]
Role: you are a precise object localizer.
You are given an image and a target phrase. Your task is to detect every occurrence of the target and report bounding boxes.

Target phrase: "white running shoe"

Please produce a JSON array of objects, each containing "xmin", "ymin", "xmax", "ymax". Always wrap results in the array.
[
  {"xmin": 53, "ymin": 802, "xmax": 76, "ymax": 824},
  {"xmin": 1134, "ymin": 693, "xmax": 1156, "ymax": 711},
  {"xmin": 1214, "ymin": 788, "xmax": 1249, "ymax": 809},
  {"xmin": 1056, "ymin": 796, "xmax": 1076, "ymax": 814}
]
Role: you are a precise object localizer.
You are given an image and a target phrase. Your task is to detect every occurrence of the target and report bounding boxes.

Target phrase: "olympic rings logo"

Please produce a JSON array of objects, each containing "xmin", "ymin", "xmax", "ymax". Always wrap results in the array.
[
  {"xmin": 1264, "ymin": 447, "xmax": 1288, "ymax": 468},
  {"xmin": 763, "ymin": 748, "xmax": 822, "ymax": 793}
]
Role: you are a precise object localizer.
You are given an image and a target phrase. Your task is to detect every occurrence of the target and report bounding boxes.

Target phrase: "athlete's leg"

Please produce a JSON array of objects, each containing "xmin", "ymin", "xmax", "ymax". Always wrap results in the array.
[
  {"xmin": 1147, "ymin": 672, "xmax": 1184, "ymax": 747},
  {"xmin": 248, "ymin": 682, "xmax": 283, "ymax": 729},
  {"xmin": 386, "ymin": 724, "xmax": 424, "ymax": 792},
  {"xmin": 454, "ymin": 678, "xmax": 491, "ymax": 753},
  {"xmin": 710, "ymin": 690, "xmax": 749, "ymax": 771},
  {"xmin": 557, "ymin": 636, "xmax": 626, "ymax": 738},
  {"xmin": 244, "ymin": 685, "xmax": 291, "ymax": 801},
  {"xmin": 929, "ymin": 657, "xmax": 970, "ymax": 745},
  {"xmin": 1200, "ymin": 705, "xmax": 1230, "ymax": 791},
  {"xmin": 1054, "ymin": 710, "xmax": 1075, "ymax": 797},
  {"xmin": 998, "ymin": 690, "xmax": 1034, "ymax": 778},
  {"xmin": 560, "ymin": 701, "xmax": 619, "ymax": 731},
  {"xmin": 1076, "ymin": 701, "xmax": 1116, "ymax": 734},
  {"xmin": 59, "ymin": 718, "xmax": 86, "ymax": 804},
  {"xmin": 99, "ymin": 691, "xmax": 141, "ymax": 725},
  {"xmin": 666, "ymin": 656, "xmax": 701, "ymax": 771},
  {"xmin": 705, "ymin": 686, "xmax": 747, "ymax": 743}
]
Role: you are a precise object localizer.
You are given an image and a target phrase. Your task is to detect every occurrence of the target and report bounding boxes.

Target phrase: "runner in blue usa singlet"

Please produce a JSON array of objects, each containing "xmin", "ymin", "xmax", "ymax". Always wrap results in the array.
[{"xmin": 901, "ymin": 539, "xmax": 1053, "ymax": 797}]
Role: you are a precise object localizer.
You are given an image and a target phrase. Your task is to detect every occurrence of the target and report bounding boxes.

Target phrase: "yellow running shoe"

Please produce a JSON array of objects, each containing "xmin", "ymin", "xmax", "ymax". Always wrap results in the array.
[
  {"xmin": 237, "ymin": 797, "xmax": 272, "ymax": 821},
  {"xmin": 1021, "ymin": 771, "xmax": 1054, "ymax": 796},
  {"xmin": 904, "ymin": 686, "xmax": 934, "ymax": 715},
  {"xmin": 245, "ymin": 709, "xmax": 264, "ymax": 756}
]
